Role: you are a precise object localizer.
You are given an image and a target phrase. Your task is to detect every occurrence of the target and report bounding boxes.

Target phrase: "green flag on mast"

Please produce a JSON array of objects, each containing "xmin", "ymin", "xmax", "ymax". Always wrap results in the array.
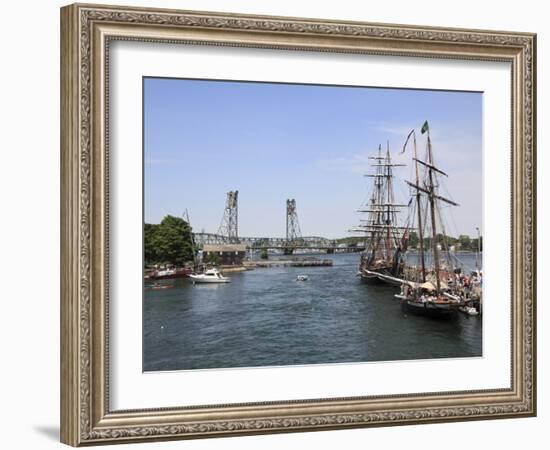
[{"xmin": 421, "ymin": 120, "xmax": 429, "ymax": 134}]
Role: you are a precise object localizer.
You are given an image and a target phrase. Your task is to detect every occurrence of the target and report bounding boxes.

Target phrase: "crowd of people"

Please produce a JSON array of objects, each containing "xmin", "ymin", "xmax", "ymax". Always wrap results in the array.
[
  {"xmin": 448, "ymin": 270, "xmax": 483, "ymax": 290},
  {"xmin": 449, "ymin": 269, "xmax": 482, "ymax": 299},
  {"xmin": 415, "ymin": 269, "xmax": 483, "ymax": 304}
]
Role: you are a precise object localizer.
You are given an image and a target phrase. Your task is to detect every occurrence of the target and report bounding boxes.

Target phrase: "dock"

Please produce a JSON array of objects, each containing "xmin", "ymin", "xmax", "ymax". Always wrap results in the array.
[{"xmin": 244, "ymin": 258, "xmax": 333, "ymax": 268}]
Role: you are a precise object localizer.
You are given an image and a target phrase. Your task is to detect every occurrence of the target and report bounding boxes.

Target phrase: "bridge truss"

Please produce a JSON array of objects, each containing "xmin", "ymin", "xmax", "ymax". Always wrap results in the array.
[
  {"xmin": 192, "ymin": 232, "xmax": 362, "ymax": 251},
  {"xmin": 193, "ymin": 192, "xmax": 364, "ymax": 252},
  {"xmin": 217, "ymin": 190, "xmax": 239, "ymax": 243}
]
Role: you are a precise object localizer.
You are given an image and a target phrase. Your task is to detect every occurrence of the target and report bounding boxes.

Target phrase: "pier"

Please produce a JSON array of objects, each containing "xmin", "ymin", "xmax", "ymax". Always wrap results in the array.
[{"xmin": 244, "ymin": 258, "xmax": 333, "ymax": 269}]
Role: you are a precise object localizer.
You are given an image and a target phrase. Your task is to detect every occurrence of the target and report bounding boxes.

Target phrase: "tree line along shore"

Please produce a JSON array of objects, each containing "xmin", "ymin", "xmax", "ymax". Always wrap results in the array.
[{"xmin": 144, "ymin": 215, "xmax": 482, "ymax": 268}]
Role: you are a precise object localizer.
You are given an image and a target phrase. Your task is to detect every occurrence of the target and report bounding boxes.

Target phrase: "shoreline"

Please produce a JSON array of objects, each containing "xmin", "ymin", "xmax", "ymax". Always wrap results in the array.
[{"xmin": 244, "ymin": 259, "xmax": 333, "ymax": 268}]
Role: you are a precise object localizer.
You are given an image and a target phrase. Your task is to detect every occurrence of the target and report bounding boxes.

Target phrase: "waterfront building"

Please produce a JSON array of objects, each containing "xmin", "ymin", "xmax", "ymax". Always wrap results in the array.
[{"xmin": 202, "ymin": 244, "xmax": 247, "ymax": 266}]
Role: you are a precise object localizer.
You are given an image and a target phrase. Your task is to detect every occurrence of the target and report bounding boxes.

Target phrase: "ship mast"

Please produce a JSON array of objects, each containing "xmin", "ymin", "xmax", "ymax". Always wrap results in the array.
[
  {"xmin": 375, "ymin": 144, "xmax": 384, "ymax": 258},
  {"xmin": 426, "ymin": 130, "xmax": 441, "ymax": 292},
  {"xmin": 406, "ymin": 123, "xmax": 459, "ymax": 290},
  {"xmin": 362, "ymin": 144, "xmax": 384, "ymax": 263},
  {"xmin": 184, "ymin": 209, "xmax": 198, "ymax": 270},
  {"xmin": 410, "ymin": 131, "xmax": 426, "ymax": 282},
  {"xmin": 350, "ymin": 145, "xmax": 407, "ymax": 262},
  {"xmin": 364, "ymin": 145, "xmax": 406, "ymax": 260},
  {"xmin": 385, "ymin": 142, "xmax": 392, "ymax": 260}
]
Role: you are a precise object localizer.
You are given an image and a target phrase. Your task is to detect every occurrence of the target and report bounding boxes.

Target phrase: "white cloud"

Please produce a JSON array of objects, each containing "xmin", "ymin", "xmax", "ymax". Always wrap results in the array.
[
  {"xmin": 314, "ymin": 153, "xmax": 373, "ymax": 174},
  {"xmin": 369, "ymin": 121, "xmax": 416, "ymax": 138}
]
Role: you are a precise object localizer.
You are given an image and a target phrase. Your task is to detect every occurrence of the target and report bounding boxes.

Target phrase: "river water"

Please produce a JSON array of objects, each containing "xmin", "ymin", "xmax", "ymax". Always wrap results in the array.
[{"xmin": 144, "ymin": 252, "xmax": 482, "ymax": 371}]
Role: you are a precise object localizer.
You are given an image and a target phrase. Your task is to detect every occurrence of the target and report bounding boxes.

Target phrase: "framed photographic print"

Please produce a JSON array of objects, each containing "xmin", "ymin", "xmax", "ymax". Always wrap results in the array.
[{"xmin": 60, "ymin": 3, "xmax": 536, "ymax": 446}]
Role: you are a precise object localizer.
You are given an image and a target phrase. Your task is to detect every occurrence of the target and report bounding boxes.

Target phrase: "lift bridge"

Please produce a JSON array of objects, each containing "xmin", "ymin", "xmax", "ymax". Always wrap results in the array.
[{"xmin": 192, "ymin": 191, "xmax": 363, "ymax": 253}]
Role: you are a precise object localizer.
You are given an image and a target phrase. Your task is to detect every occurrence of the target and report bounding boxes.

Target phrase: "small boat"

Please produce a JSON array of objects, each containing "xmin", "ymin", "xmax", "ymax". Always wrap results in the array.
[
  {"xmin": 145, "ymin": 282, "xmax": 174, "ymax": 291},
  {"xmin": 189, "ymin": 268, "xmax": 231, "ymax": 284},
  {"xmin": 296, "ymin": 275, "xmax": 309, "ymax": 281},
  {"xmin": 154, "ymin": 267, "xmax": 176, "ymax": 278},
  {"xmin": 149, "ymin": 267, "xmax": 192, "ymax": 280},
  {"xmin": 459, "ymin": 305, "xmax": 479, "ymax": 316}
]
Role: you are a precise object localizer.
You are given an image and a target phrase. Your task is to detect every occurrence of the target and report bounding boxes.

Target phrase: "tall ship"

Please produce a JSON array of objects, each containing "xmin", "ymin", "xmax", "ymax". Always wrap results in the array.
[
  {"xmin": 351, "ymin": 143, "xmax": 409, "ymax": 284},
  {"xmin": 370, "ymin": 121, "xmax": 467, "ymax": 317}
]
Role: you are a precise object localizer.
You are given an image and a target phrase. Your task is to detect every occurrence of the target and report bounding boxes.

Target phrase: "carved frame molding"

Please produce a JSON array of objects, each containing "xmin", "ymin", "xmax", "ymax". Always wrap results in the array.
[{"xmin": 61, "ymin": 3, "xmax": 536, "ymax": 446}]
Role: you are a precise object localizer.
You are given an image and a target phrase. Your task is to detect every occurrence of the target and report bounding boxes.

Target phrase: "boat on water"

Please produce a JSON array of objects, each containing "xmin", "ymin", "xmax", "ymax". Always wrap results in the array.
[
  {"xmin": 145, "ymin": 282, "xmax": 175, "ymax": 291},
  {"xmin": 459, "ymin": 305, "xmax": 479, "ymax": 316},
  {"xmin": 392, "ymin": 121, "xmax": 465, "ymax": 318},
  {"xmin": 296, "ymin": 275, "xmax": 309, "ymax": 281},
  {"xmin": 349, "ymin": 143, "xmax": 409, "ymax": 285},
  {"xmin": 189, "ymin": 268, "xmax": 231, "ymax": 284},
  {"xmin": 148, "ymin": 266, "xmax": 192, "ymax": 280},
  {"xmin": 396, "ymin": 281, "xmax": 462, "ymax": 318}
]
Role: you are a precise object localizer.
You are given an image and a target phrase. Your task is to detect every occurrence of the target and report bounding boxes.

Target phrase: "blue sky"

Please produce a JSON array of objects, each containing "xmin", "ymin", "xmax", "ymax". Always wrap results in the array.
[{"xmin": 144, "ymin": 77, "xmax": 482, "ymax": 238}]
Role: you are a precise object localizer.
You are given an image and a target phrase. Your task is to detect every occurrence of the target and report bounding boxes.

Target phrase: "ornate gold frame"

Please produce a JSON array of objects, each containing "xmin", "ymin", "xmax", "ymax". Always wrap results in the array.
[{"xmin": 60, "ymin": 3, "xmax": 536, "ymax": 446}]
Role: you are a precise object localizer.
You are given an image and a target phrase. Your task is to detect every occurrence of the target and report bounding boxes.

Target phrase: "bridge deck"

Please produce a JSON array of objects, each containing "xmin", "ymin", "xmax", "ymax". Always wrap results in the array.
[{"xmin": 193, "ymin": 232, "xmax": 364, "ymax": 251}]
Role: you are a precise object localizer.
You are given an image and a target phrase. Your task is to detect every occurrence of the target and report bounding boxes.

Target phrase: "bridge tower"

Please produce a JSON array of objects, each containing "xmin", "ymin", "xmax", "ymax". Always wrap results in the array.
[
  {"xmin": 217, "ymin": 190, "xmax": 239, "ymax": 243},
  {"xmin": 285, "ymin": 199, "xmax": 302, "ymax": 254}
]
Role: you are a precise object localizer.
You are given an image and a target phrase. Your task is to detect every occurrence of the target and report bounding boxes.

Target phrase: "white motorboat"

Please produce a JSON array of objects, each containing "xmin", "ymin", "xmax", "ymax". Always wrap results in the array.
[
  {"xmin": 189, "ymin": 268, "xmax": 231, "ymax": 284},
  {"xmin": 296, "ymin": 275, "xmax": 309, "ymax": 281},
  {"xmin": 459, "ymin": 305, "xmax": 479, "ymax": 316}
]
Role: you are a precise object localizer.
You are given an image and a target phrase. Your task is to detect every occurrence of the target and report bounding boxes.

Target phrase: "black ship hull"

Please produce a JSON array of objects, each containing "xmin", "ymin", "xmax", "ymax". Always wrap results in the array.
[{"xmin": 402, "ymin": 300, "xmax": 458, "ymax": 319}]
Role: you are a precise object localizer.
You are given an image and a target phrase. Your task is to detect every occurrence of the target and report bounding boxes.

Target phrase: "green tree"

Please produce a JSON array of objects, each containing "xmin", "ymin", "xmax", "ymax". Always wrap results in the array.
[
  {"xmin": 144, "ymin": 223, "xmax": 159, "ymax": 264},
  {"xmin": 144, "ymin": 215, "xmax": 194, "ymax": 266},
  {"xmin": 205, "ymin": 252, "xmax": 221, "ymax": 266},
  {"xmin": 458, "ymin": 234, "xmax": 471, "ymax": 251},
  {"xmin": 408, "ymin": 231, "xmax": 419, "ymax": 248},
  {"xmin": 471, "ymin": 237, "xmax": 482, "ymax": 253}
]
